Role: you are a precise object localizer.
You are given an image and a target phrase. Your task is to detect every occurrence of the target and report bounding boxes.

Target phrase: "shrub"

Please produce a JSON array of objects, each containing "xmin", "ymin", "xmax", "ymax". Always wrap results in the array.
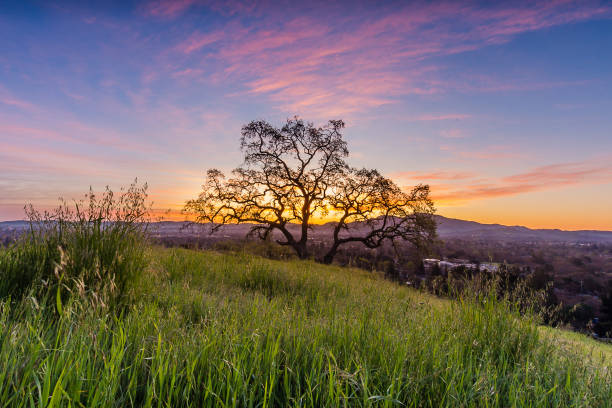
[{"xmin": 0, "ymin": 181, "xmax": 150, "ymax": 311}]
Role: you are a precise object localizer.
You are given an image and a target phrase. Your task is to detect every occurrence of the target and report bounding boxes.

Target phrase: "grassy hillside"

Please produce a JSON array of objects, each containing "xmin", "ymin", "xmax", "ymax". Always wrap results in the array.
[{"xmin": 1, "ymin": 245, "xmax": 611, "ymax": 407}]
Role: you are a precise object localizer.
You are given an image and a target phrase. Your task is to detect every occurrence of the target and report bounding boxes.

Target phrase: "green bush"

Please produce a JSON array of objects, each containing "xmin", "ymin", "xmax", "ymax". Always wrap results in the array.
[{"xmin": 0, "ymin": 181, "xmax": 150, "ymax": 310}]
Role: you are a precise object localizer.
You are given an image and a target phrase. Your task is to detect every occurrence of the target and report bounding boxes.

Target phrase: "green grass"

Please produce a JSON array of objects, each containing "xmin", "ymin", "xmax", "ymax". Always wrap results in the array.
[
  {"xmin": 1, "ymin": 246, "xmax": 611, "ymax": 407},
  {"xmin": 539, "ymin": 325, "xmax": 612, "ymax": 366}
]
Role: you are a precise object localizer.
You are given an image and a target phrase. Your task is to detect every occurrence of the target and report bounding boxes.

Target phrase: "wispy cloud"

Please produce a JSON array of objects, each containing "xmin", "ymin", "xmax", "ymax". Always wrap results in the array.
[
  {"xmin": 142, "ymin": 0, "xmax": 197, "ymax": 18},
  {"xmin": 0, "ymin": 86, "xmax": 38, "ymax": 112},
  {"xmin": 405, "ymin": 159, "xmax": 612, "ymax": 204},
  {"xmin": 163, "ymin": 1, "xmax": 611, "ymax": 117},
  {"xmin": 440, "ymin": 129, "xmax": 466, "ymax": 138},
  {"xmin": 176, "ymin": 31, "xmax": 226, "ymax": 54},
  {"xmin": 503, "ymin": 161, "xmax": 612, "ymax": 184},
  {"xmin": 0, "ymin": 97, "xmax": 36, "ymax": 111},
  {"xmin": 0, "ymin": 119, "xmax": 158, "ymax": 154}
]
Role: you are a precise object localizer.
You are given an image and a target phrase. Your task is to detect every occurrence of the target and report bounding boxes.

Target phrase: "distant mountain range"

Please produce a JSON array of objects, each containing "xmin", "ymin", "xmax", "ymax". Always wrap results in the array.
[
  {"xmin": 2, "ymin": 216, "xmax": 612, "ymax": 243},
  {"xmin": 431, "ymin": 215, "xmax": 612, "ymax": 243}
]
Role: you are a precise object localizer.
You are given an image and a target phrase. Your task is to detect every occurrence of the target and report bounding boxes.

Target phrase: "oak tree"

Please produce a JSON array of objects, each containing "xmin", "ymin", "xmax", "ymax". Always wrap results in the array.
[
  {"xmin": 185, "ymin": 117, "xmax": 347, "ymax": 258},
  {"xmin": 185, "ymin": 117, "xmax": 436, "ymax": 262},
  {"xmin": 323, "ymin": 167, "xmax": 435, "ymax": 263}
]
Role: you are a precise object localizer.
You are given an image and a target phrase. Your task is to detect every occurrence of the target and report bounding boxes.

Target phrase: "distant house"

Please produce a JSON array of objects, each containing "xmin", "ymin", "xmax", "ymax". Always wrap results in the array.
[
  {"xmin": 423, "ymin": 258, "xmax": 500, "ymax": 275},
  {"xmin": 479, "ymin": 262, "xmax": 500, "ymax": 273},
  {"xmin": 423, "ymin": 259, "xmax": 440, "ymax": 270}
]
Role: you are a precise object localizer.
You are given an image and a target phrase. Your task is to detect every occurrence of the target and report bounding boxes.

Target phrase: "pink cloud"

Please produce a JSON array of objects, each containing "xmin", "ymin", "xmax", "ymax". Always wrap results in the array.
[
  {"xmin": 0, "ymin": 119, "xmax": 158, "ymax": 154},
  {"xmin": 63, "ymin": 91, "xmax": 85, "ymax": 101},
  {"xmin": 467, "ymin": 1, "xmax": 611, "ymax": 42},
  {"xmin": 0, "ymin": 142, "xmax": 116, "ymax": 177},
  {"xmin": 202, "ymin": 0, "xmax": 265, "ymax": 17},
  {"xmin": 0, "ymin": 138, "xmax": 198, "ymax": 182},
  {"xmin": 0, "ymin": 97, "xmax": 36, "ymax": 111},
  {"xmin": 432, "ymin": 182, "xmax": 543, "ymax": 203},
  {"xmin": 440, "ymin": 129, "xmax": 466, "ymax": 138},
  {"xmin": 0, "ymin": 125, "xmax": 70, "ymax": 143},
  {"xmin": 160, "ymin": 1, "xmax": 611, "ymax": 117},
  {"xmin": 143, "ymin": 0, "xmax": 197, "ymax": 18},
  {"xmin": 0, "ymin": 87, "xmax": 38, "ymax": 112},
  {"xmin": 417, "ymin": 159, "xmax": 612, "ymax": 204},
  {"xmin": 503, "ymin": 162, "xmax": 612, "ymax": 184},
  {"xmin": 176, "ymin": 31, "xmax": 226, "ymax": 54}
]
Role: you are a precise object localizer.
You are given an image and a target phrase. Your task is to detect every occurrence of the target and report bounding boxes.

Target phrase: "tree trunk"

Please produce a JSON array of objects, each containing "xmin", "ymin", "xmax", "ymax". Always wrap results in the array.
[
  {"xmin": 298, "ymin": 208, "xmax": 309, "ymax": 259},
  {"xmin": 294, "ymin": 241, "xmax": 309, "ymax": 259},
  {"xmin": 322, "ymin": 242, "xmax": 339, "ymax": 264}
]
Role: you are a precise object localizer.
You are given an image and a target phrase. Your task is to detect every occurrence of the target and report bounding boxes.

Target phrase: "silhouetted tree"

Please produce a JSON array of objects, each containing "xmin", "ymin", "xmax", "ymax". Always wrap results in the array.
[
  {"xmin": 322, "ymin": 168, "xmax": 435, "ymax": 263},
  {"xmin": 185, "ymin": 117, "xmax": 436, "ymax": 261},
  {"xmin": 185, "ymin": 117, "xmax": 347, "ymax": 259}
]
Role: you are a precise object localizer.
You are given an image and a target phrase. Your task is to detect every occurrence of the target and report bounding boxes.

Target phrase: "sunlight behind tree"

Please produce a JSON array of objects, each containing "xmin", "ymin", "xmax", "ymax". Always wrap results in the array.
[{"xmin": 185, "ymin": 117, "xmax": 436, "ymax": 262}]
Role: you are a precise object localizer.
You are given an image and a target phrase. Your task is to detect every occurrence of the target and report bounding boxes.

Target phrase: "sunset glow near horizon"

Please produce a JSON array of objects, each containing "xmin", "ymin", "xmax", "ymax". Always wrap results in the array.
[{"xmin": 1, "ymin": 1, "xmax": 612, "ymax": 230}]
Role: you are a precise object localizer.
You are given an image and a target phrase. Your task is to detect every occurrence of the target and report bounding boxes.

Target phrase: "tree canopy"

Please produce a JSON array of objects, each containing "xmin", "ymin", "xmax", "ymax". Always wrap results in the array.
[{"xmin": 185, "ymin": 117, "xmax": 436, "ymax": 262}]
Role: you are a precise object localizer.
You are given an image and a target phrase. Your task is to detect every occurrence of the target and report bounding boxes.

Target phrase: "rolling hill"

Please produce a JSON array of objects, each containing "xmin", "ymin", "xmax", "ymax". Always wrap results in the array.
[{"xmin": 3, "ymin": 216, "xmax": 612, "ymax": 243}]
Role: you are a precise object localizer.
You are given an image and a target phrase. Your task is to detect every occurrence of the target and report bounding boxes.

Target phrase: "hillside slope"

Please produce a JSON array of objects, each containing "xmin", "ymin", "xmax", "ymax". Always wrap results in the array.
[{"xmin": 2, "ymin": 247, "xmax": 610, "ymax": 406}]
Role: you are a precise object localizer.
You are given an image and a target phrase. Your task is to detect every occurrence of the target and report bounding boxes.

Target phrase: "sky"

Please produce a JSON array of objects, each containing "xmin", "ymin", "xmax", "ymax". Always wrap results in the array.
[{"xmin": 1, "ymin": 0, "xmax": 612, "ymax": 230}]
